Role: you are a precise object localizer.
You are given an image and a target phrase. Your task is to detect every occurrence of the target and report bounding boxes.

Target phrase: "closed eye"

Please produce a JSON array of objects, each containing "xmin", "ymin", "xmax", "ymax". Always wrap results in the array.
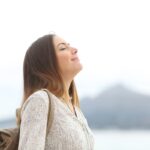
[
  {"xmin": 58, "ymin": 43, "xmax": 70, "ymax": 51},
  {"xmin": 60, "ymin": 48, "xmax": 67, "ymax": 51}
]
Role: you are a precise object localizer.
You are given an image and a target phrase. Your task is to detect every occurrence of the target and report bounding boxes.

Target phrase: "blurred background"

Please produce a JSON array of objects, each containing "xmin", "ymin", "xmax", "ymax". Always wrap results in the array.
[{"xmin": 0, "ymin": 0, "xmax": 150, "ymax": 149}]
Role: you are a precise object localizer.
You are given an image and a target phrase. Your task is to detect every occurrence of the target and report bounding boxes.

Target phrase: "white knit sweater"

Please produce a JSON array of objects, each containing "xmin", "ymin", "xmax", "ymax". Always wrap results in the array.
[{"xmin": 18, "ymin": 90, "xmax": 95, "ymax": 150}]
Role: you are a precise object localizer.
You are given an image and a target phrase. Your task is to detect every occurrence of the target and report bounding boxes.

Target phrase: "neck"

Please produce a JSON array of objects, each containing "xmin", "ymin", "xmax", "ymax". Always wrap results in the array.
[
  {"xmin": 62, "ymin": 79, "xmax": 73, "ymax": 103},
  {"xmin": 60, "ymin": 73, "xmax": 75, "ymax": 102}
]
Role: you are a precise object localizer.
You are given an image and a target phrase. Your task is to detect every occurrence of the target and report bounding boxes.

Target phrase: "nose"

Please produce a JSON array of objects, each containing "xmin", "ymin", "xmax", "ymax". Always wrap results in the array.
[{"xmin": 70, "ymin": 47, "xmax": 78, "ymax": 54}]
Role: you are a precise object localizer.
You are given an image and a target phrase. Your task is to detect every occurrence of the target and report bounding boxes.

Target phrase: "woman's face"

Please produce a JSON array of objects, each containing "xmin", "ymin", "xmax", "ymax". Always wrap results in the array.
[{"xmin": 53, "ymin": 35, "xmax": 82, "ymax": 80}]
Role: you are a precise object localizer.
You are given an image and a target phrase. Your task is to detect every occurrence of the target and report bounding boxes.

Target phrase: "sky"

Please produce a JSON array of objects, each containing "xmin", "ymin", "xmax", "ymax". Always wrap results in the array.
[{"xmin": 0, "ymin": 0, "xmax": 150, "ymax": 120}]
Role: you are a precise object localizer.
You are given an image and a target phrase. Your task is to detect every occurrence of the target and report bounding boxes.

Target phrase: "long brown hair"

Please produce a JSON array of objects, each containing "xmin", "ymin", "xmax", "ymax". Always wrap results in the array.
[{"xmin": 22, "ymin": 34, "xmax": 80, "ymax": 108}]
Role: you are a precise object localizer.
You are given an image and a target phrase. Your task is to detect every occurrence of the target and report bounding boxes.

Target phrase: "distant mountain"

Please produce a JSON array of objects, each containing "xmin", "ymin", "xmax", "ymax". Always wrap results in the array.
[
  {"xmin": 80, "ymin": 84, "xmax": 150, "ymax": 129},
  {"xmin": 1, "ymin": 84, "xmax": 150, "ymax": 130},
  {"xmin": 0, "ymin": 118, "xmax": 16, "ymax": 128}
]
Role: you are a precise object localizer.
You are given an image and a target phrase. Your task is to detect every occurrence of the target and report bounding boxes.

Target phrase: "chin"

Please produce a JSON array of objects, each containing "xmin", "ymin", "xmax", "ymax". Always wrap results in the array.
[
  {"xmin": 74, "ymin": 64, "xmax": 83, "ymax": 75},
  {"xmin": 79, "ymin": 64, "xmax": 83, "ymax": 71}
]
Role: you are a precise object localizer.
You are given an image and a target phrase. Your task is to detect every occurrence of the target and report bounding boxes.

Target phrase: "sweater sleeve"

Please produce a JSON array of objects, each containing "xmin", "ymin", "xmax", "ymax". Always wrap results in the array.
[{"xmin": 18, "ymin": 91, "xmax": 49, "ymax": 150}]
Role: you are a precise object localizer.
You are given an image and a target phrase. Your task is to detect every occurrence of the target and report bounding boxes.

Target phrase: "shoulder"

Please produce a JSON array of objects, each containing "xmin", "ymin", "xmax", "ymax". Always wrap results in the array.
[
  {"xmin": 21, "ymin": 89, "xmax": 50, "ymax": 116},
  {"xmin": 30, "ymin": 89, "xmax": 49, "ymax": 99},
  {"xmin": 27, "ymin": 89, "xmax": 49, "ymax": 105}
]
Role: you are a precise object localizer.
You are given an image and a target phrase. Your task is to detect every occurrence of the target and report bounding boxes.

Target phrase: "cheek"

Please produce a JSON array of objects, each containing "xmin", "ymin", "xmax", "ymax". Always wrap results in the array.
[{"xmin": 57, "ymin": 53, "xmax": 70, "ymax": 67}]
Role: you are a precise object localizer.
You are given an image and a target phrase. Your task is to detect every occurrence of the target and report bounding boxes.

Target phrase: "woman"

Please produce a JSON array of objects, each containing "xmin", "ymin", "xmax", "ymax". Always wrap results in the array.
[{"xmin": 18, "ymin": 34, "xmax": 95, "ymax": 150}]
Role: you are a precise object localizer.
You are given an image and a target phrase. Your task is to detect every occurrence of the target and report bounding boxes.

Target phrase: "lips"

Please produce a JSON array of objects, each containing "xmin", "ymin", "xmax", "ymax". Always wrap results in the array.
[{"xmin": 71, "ymin": 57, "xmax": 79, "ymax": 61}]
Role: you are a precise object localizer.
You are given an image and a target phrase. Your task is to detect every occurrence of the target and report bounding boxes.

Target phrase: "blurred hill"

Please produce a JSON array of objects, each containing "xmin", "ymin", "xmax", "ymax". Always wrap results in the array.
[
  {"xmin": 1, "ymin": 84, "xmax": 150, "ymax": 129},
  {"xmin": 80, "ymin": 84, "xmax": 150, "ymax": 129},
  {"xmin": 0, "ymin": 118, "xmax": 16, "ymax": 128}
]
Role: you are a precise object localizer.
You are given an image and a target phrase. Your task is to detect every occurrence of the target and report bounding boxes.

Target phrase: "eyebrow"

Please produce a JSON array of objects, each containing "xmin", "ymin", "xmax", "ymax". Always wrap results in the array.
[
  {"xmin": 57, "ymin": 42, "xmax": 70, "ymax": 48},
  {"xmin": 56, "ymin": 42, "xmax": 67, "ymax": 48}
]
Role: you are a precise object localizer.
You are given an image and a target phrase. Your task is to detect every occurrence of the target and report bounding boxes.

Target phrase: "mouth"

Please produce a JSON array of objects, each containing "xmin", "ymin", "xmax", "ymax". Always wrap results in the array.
[{"xmin": 71, "ymin": 57, "xmax": 79, "ymax": 61}]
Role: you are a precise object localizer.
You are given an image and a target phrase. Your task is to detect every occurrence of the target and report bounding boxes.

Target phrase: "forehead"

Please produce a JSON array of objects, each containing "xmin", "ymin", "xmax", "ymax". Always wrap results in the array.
[{"xmin": 53, "ymin": 36, "xmax": 67, "ymax": 47}]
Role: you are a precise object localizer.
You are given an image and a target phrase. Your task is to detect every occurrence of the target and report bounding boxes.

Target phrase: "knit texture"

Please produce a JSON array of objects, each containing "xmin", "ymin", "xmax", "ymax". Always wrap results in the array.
[{"xmin": 18, "ymin": 90, "xmax": 95, "ymax": 150}]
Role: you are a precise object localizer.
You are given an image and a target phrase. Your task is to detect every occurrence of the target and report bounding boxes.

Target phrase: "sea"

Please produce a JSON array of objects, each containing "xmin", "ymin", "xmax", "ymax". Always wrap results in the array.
[{"xmin": 92, "ymin": 129, "xmax": 150, "ymax": 150}]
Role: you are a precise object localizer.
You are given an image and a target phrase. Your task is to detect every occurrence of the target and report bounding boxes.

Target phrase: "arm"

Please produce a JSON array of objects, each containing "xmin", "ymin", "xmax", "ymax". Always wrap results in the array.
[{"xmin": 18, "ymin": 91, "xmax": 49, "ymax": 150}]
